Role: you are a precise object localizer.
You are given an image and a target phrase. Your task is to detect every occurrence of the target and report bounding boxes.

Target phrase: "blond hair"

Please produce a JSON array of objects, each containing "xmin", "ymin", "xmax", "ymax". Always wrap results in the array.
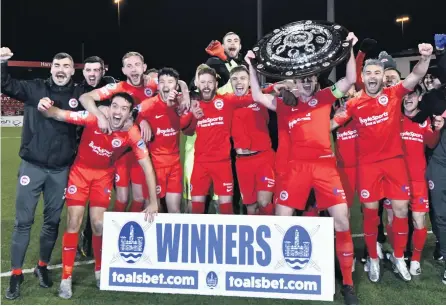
[{"xmin": 122, "ymin": 51, "xmax": 144, "ymax": 66}]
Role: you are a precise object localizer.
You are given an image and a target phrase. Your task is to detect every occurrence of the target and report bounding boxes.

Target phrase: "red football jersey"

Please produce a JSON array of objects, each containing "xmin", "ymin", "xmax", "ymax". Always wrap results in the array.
[
  {"xmin": 97, "ymin": 80, "xmax": 157, "ymax": 104},
  {"xmin": 136, "ymin": 95, "xmax": 193, "ymax": 168},
  {"xmin": 64, "ymin": 111, "xmax": 148, "ymax": 169},
  {"xmin": 335, "ymin": 120, "xmax": 358, "ymax": 168},
  {"xmin": 231, "ymin": 100, "xmax": 271, "ymax": 151},
  {"xmin": 334, "ymin": 83, "xmax": 411, "ymax": 164},
  {"xmin": 275, "ymin": 98, "xmax": 291, "ymax": 174},
  {"xmin": 193, "ymin": 94, "xmax": 252, "ymax": 162},
  {"xmin": 276, "ymin": 88, "xmax": 337, "ymax": 161},
  {"xmin": 401, "ymin": 116, "xmax": 440, "ymax": 181}
]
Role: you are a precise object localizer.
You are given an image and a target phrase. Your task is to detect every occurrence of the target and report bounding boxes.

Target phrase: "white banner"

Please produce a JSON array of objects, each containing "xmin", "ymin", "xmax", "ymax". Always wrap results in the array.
[
  {"xmin": 101, "ymin": 213, "xmax": 335, "ymax": 301},
  {"xmin": 1, "ymin": 116, "xmax": 23, "ymax": 127}
]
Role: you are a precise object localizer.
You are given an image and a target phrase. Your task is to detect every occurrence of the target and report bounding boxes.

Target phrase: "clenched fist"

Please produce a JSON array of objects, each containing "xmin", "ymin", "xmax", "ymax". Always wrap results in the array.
[
  {"xmin": 433, "ymin": 115, "xmax": 445, "ymax": 131},
  {"xmin": 418, "ymin": 43, "xmax": 433, "ymax": 58},
  {"xmin": 190, "ymin": 100, "xmax": 204, "ymax": 119},
  {"xmin": 244, "ymin": 50, "xmax": 256, "ymax": 66},
  {"xmin": 37, "ymin": 97, "xmax": 53, "ymax": 112},
  {"xmin": 345, "ymin": 32, "xmax": 358, "ymax": 47},
  {"xmin": 0, "ymin": 47, "xmax": 14, "ymax": 62}
]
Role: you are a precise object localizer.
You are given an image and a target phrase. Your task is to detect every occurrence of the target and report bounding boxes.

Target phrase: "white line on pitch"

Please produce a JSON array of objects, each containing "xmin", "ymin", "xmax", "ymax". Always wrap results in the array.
[
  {"xmin": 0, "ymin": 137, "xmax": 21, "ymax": 139},
  {"xmin": 0, "ymin": 260, "xmax": 94, "ymax": 277},
  {"xmin": 0, "ymin": 231, "xmax": 433, "ymax": 277}
]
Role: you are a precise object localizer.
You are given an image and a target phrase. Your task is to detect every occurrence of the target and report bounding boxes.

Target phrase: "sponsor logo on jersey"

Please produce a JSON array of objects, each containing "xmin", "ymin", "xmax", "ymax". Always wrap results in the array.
[
  {"xmin": 197, "ymin": 117, "xmax": 224, "ymax": 128},
  {"xmin": 156, "ymin": 127, "xmax": 178, "ymax": 137},
  {"xmin": 289, "ymin": 113, "xmax": 311, "ymax": 129},
  {"xmin": 89, "ymin": 141, "xmax": 113, "ymax": 157},
  {"xmin": 358, "ymin": 112, "xmax": 389, "ymax": 126}
]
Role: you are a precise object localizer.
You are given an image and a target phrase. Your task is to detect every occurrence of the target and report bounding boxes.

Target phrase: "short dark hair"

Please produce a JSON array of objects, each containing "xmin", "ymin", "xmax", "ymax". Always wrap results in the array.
[
  {"xmin": 409, "ymin": 84, "xmax": 424, "ymax": 96},
  {"xmin": 385, "ymin": 67, "xmax": 402, "ymax": 78},
  {"xmin": 158, "ymin": 67, "xmax": 180, "ymax": 81},
  {"xmin": 52, "ymin": 52, "xmax": 73, "ymax": 65},
  {"xmin": 144, "ymin": 68, "xmax": 158, "ymax": 75},
  {"xmin": 230, "ymin": 65, "xmax": 249, "ymax": 76},
  {"xmin": 197, "ymin": 67, "xmax": 217, "ymax": 80},
  {"xmin": 83, "ymin": 56, "xmax": 104, "ymax": 70},
  {"xmin": 110, "ymin": 92, "xmax": 135, "ymax": 109}
]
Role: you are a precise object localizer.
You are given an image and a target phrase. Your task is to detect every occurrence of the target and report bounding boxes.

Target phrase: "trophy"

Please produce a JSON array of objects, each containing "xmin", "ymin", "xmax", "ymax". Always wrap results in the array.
[{"xmin": 251, "ymin": 20, "xmax": 352, "ymax": 79}]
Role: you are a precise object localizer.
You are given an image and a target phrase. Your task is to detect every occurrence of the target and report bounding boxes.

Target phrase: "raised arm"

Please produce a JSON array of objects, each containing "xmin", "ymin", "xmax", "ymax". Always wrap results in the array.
[
  {"xmin": 333, "ymin": 33, "xmax": 358, "ymax": 95},
  {"xmin": 244, "ymin": 51, "xmax": 277, "ymax": 111},
  {"xmin": 37, "ymin": 97, "xmax": 92, "ymax": 125},
  {"xmin": 1, "ymin": 47, "xmax": 36, "ymax": 102},
  {"xmin": 403, "ymin": 44, "xmax": 433, "ymax": 90}
]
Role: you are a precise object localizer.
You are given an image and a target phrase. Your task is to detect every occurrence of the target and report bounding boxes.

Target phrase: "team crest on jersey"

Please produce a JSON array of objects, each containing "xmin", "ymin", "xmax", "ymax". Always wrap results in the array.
[
  {"xmin": 214, "ymin": 99, "xmax": 224, "ymax": 110},
  {"xmin": 144, "ymin": 88, "xmax": 153, "ymax": 97},
  {"xmin": 156, "ymin": 185, "xmax": 161, "ymax": 195},
  {"xmin": 115, "ymin": 174, "xmax": 120, "ymax": 183},
  {"xmin": 69, "ymin": 98, "xmax": 79, "ymax": 108},
  {"xmin": 112, "ymin": 139, "xmax": 122, "ymax": 148},
  {"xmin": 419, "ymin": 121, "xmax": 428, "ymax": 128},
  {"xmin": 378, "ymin": 95, "xmax": 389, "ymax": 106},
  {"xmin": 308, "ymin": 99, "xmax": 318, "ymax": 107}
]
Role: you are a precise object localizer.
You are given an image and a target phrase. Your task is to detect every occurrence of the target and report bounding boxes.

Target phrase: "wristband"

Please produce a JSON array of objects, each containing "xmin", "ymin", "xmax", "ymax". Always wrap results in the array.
[{"xmin": 331, "ymin": 84, "xmax": 344, "ymax": 99}]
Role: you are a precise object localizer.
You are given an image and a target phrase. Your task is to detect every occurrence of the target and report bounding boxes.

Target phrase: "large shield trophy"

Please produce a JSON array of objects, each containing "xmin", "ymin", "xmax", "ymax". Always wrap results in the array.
[{"xmin": 251, "ymin": 20, "xmax": 352, "ymax": 79}]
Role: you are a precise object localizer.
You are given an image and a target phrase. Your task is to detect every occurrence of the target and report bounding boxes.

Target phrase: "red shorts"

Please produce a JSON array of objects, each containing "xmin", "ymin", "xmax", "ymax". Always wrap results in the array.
[
  {"xmin": 357, "ymin": 157, "xmax": 410, "ymax": 203},
  {"xmin": 236, "ymin": 150, "xmax": 275, "ymax": 205},
  {"xmin": 115, "ymin": 153, "xmax": 132, "ymax": 187},
  {"xmin": 66, "ymin": 164, "xmax": 114, "ymax": 208},
  {"xmin": 383, "ymin": 180, "xmax": 429, "ymax": 213},
  {"xmin": 191, "ymin": 160, "xmax": 233, "ymax": 196},
  {"xmin": 338, "ymin": 166, "xmax": 356, "ymax": 208},
  {"xmin": 274, "ymin": 171, "xmax": 288, "ymax": 205},
  {"xmin": 140, "ymin": 163, "xmax": 183, "ymax": 199},
  {"xmin": 276, "ymin": 158, "xmax": 346, "ymax": 211}
]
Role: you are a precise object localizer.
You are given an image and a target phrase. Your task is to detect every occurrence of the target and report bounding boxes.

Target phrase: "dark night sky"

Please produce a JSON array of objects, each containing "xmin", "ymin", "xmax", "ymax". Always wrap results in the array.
[{"xmin": 2, "ymin": 0, "xmax": 445, "ymax": 82}]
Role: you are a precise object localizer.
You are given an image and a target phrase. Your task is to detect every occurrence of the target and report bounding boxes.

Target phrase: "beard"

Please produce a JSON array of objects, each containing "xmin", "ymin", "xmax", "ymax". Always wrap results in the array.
[{"xmin": 199, "ymin": 88, "xmax": 216, "ymax": 101}]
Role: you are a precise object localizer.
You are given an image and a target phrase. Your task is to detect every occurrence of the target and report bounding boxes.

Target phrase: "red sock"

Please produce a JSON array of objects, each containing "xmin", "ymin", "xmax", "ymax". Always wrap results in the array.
[
  {"xmin": 386, "ymin": 224, "xmax": 393, "ymax": 247},
  {"xmin": 411, "ymin": 227, "xmax": 427, "ymax": 262},
  {"xmin": 62, "ymin": 232, "xmax": 79, "ymax": 279},
  {"xmin": 259, "ymin": 203, "xmax": 275, "ymax": 215},
  {"xmin": 219, "ymin": 202, "xmax": 233, "ymax": 214},
  {"xmin": 303, "ymin": 206, "xmax": 319, "ymax": 217},
  {"xmin": 392, "ymin": 216, "xmax": 409, "ymax": 258},
  {"xmin": 38, "ymin": 260, "xmax": 47, "ymax": 267},
  {"xmin": 129, "ymin": 200, "xmax": 143, "ymax": 212},
  {"xmin": 336, "ymin": 230, "xmax": 354, "ymax": 286},
  {"xmin": 11, "ymin": 269, "xmax": 22, "ymax": 275},
  {"xmin": 363, "ymin": 208, "xmax": 379, "ymax": 259},
  {"xmin": 92, "ymin": 235, "xmax": 103, "ymax": 272},
  {"xmin": 114, "ymin": 200, "xmax": 127, "ymax": 212},
  {"xmin": 191, "ymin": 201, "xmax": 205, "ymax": 214}
]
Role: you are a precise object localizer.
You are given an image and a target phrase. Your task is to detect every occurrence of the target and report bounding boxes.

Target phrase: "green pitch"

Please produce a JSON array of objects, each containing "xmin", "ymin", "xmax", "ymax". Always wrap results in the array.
[{"xmin": 1, "ymin": 127, "xmax": 445, "ymax": 304}]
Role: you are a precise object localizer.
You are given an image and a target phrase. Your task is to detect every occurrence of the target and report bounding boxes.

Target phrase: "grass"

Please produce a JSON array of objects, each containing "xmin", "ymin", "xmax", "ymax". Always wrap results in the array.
[{"xmin": 1, "ymin": 127, "xmax": 446, "ymax": 304}]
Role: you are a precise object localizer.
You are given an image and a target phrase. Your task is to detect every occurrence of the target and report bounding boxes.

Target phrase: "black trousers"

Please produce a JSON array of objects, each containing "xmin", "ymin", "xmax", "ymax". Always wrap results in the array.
[{"xmin": 11, "ymin": 160, "xmax": 68, "ymax": 268}]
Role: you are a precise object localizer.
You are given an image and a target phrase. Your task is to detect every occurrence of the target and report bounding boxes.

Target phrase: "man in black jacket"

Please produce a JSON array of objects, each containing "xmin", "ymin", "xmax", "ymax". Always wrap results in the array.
[
  {"xmin": 1, "ymin": 47, "xmax": 84, "ymax": 300},
  {"xmin": 76, "ymin": 56, "xmax": 117, "ymax": 259}
]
